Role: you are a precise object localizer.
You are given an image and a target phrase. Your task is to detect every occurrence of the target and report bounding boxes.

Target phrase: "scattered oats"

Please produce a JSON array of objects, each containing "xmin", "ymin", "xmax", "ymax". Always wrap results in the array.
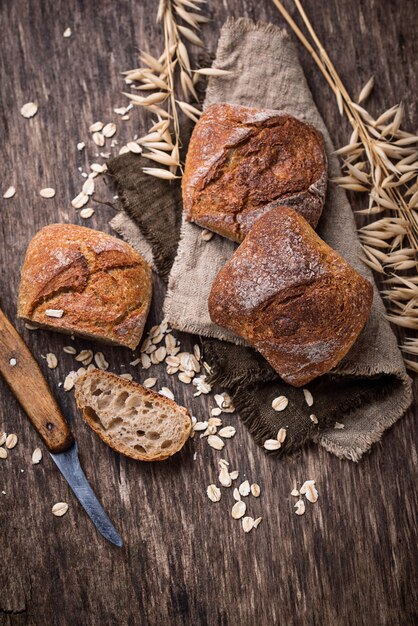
[
  {"xmin": 92, "ymin": 132, "xmax": 105, "ymax": 147},
  {"xmin": 89, "ymin": 121, "xmax": 104, "ymax": 132},
  {"xmin": 201, "ymin": 229, "xmax": 214, "ymax": 241},
  {"xmin": 45, "ymin": 309, "xmax": 64, "ymax": 318},
  {"xmin": 300, "ymin": 480, "xmax": 318, "ymax": 503},
  {"xmin": 63, "ymin": 27, "xmax": 72, "ymax": 38},
  {"xmin": 219, "ymin": 466, "xmax": 232, "ymax": 487},
  {"xmin": 119, "ymin": 146, "xmax": 129, "ymax": 155},
  {"xmin": 52, "ymin": 502, "xmax": 69, "ymax": 517},
  {"xmin": 263, "ymin": 439, "xmax": 281, "ymax": 451},
  {"xmin": 94, "ymin": 352, "xmax": 109, "ymax": 371},
  {"xmin": 71, "ymin": 192, "xmax": 89, "ymax": 209},
  {"xmin": 80, "ymin": 207, "xmax": 95, "ymax": 219},
  {"xmin": 303, "ymin": 388, "xmax": 314, "ymax": 407},
  {"xmin": 218, "ymin": 426, "xmax": 236, "ymax": 439},
  {"xmin": 87, "ymin": 364, "xmax": 96, "ymax": 372},
  {"xmin": 231, "ymin": 500, "xmax": 246, "ymax": 519},
  {"xmin": 114, "ymin": 106, "xmax": 128, "ymax": 115},
  {"xmin": 334, "ymin": 421, "xmax": 345, "ymax": 429},
  {"xmin": 291, "ymin": 489, "xmax": 300, "ymax": 497},
  {"xmin": 20, "ymin": 102, "xmax": 38, "ymax": 118},
  {"xmin": 208, "ymin": 417, "xmax": 222, "ymax": 427},
  {"xmin": 130, "ymin": 358, "xmax": 141, "ymax": 366},
  {"xmin": 239, "ymin": 480, "xmax": 251, "ymax": 497},
  {"xmin": 102, "ymin": 122, "xmax": 117, "ymax": 138},
  {"xmin": 300, "ymin": 480, "xmax": 316, "ymax": 495},
  {"xmin": 178, "ymin": 372, "xmax": 192, "ymax": 384},
  {"xmin": 165, "ymin": 334, "xmax": 177, "ymax": 353},
  {"xmin": 77, "ymin": 142, "xmax": 85, "ymax": 151},
  {"xmin": 166, "ymin": 365, "xmax": 179, "ymax": 375},
  {"xmin": 143, "ymin": 378, "xmax": 157, "ymax": 388},
  {"xmin": 5, "ymin": 434, "xmax": 18, "ymax": 449},
  {"xmin": 211, "ymin": 407, "xmax": 222, "ymax": 417},
  {"xmin": 46, "ymin": 353, "xmax": 58, "ymax": 369},
  {"xmin": 32, "ymin": 448, "xmax": 42, "ymax": 464},
  {"xmin": 127, "ymin": 141, "xmax": 142, "ymax": 154},
  {"xmin": 63, "ymin": 371, "xmax": 77, "ymax": 391},
  {"xmin": 193, "ymin": 344, "xmax": 201, "ymax": 361},
  {"xmin": 39, "ymin": 187, "xmax": 56, "ymax": 198},
  {"xmin": 166, "ymin": 356, "xmax": 180, "ymax": 368},
  {"xmin": 272, "ymin": 396, "xmax": 289, "ymax": 411},
  {"xmin": 0, "ymin": 448, "xmax": 8, "ymax": 460},
  {"xmin": 3, "ymin": 186, "xmax": 16, "ymax": 199},
  {"xmin": 207, "ymin": 435, "xmax": 224, "ymax": 450},
  {"xmin": 193, "ymin": 421, "xmax": 208, "ymax": 432},
  {"xmin": 294, "ymin": 499, "xmax": 306, "ymax": 515},
  {"xmin": 310, "ymin": 414, "xmax": 318, "ymax": 425},
  {"xmin": 242, "ymin": 516, "xmax": 254, "ymax": 533},
  {"xmin": 25, "ymin": 322, "xmax": 39, "ymax": 330},
  {"xmin": 159, "ymin": 387, "xmax": 174, "ymax": 400},
  {"xmin": 121, "ymin": 114, "xmax": 130, "ymax": 121},
  {"xmin": 82, "ymin": 177, "xmax": 95, "ymax": 196},
  {"xmin": 62, "ymin": 346, "xmax": 76, "ymax": 355},
  {"xmin": 141, "ymin": 353, "xmax": 151, "ymax": 369},
  {"xmin": 253, "ymin": 517, "xmax": 262, "ymax": 528},
  {"xmin": 90, "ymin": 163, "xmax": 107, "ymax": 173},
  {"xmin": 233, "ymin": 488, "xmax": 241, "ymax": 501},
  {"xmin": 277, "ymin": 428, "xmax": 287, "ymax": 444},
  {"xmin": 120, "ymin": 373, "xmax": 133, "ymax": 380},
  {"xmin": 76, "ymin": 349, "xmax": 93, "ymax": 365},
  {"xmin": 207, "ymin": 484, "xmax": 221, "ymax": 502},
  {"xmin": 201, "ymin": 424, "xmax": 217, "ymax": 437},
  {"xmin": 251, "ymin": 483, "xmax": 261, "ymax": 497},
  {"xmin": 155, "ymin": 346, "xmax": 167, "ymax": 362},
  {"xmin": 229, "ymin": 470, "xmax": 239, "ymax": 480},
  {"xmin": 0, "ymin": 432, "xmax": 6, "ymax": 446},
  {"xmin": 9, "ymin": 358, "xmax": 17, "ymax": 367}
]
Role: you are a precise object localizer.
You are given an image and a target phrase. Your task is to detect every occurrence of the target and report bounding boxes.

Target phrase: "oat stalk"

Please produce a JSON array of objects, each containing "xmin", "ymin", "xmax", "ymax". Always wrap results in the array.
[
  {"xmin": 123, "ymin": 0, "xmax": 229, "ymax": 180},
  {"xmin": 272, "ymin": 0, "xmax": 418, "ymax": 371}
]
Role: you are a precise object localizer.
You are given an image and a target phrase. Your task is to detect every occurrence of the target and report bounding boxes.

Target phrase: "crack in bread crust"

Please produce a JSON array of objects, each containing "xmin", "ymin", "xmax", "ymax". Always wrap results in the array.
[
  {"xmin": 208, "ymin": 206, "xmax": 373, "ymax": 387},
  {"xmin": 18, "ymin": 224, "xmax": 152, "ymax": 349},
  {"xmin": 183, "ymin": 103, "xmax": 327, "ymax": 242}
]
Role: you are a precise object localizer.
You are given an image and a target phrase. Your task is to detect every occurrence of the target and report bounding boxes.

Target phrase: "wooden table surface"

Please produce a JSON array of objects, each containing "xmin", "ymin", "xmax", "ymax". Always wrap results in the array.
[{"xmin": 1, "ymin": 1, "xmax": 417, "ymax": 625}]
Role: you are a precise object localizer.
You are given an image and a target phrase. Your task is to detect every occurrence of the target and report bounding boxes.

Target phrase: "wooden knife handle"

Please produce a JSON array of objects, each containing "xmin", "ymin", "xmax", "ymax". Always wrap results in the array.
[{"xmin": 0, "ymin": 309, "xmax": 74, "ymax": 453}]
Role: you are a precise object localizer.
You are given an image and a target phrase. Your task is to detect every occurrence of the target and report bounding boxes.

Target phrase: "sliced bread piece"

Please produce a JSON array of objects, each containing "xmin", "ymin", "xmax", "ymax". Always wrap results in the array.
[{"xmin": 75, "ymin": 371, "xmax": 192, "ymax": 461}]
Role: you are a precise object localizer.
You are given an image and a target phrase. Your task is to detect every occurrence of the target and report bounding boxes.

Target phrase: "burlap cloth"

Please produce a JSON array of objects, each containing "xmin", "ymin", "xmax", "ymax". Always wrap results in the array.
[{"xmin": 109, "ymin": 18, "xmax": 412, "ymax": 461}]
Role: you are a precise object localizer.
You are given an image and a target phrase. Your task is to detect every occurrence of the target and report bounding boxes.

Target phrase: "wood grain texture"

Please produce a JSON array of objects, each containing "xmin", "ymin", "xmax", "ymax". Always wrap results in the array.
[{"xmin": 0, "ymin": 1, "xmax": 417, "ymax": 625}]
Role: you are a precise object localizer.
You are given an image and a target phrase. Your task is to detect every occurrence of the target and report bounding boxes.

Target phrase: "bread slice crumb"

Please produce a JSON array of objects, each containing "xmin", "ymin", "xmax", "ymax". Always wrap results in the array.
[{"xmin": 75, "ymin": 371, "xmax": 192, "ymax": 461}]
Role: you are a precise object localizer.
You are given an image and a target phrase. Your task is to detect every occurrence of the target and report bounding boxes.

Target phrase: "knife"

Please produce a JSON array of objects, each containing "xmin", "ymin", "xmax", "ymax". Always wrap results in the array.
[{"xmin": 0, "ymin": 308, "xmax": 123, "ymax": 547}]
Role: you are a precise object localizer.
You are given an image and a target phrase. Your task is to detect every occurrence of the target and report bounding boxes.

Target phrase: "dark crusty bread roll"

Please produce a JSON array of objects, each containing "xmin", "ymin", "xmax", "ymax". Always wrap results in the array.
[
  {"xmin": 208, "ymin": 206, "xmax": 373, "ymax": 387},
  {"xmin": 18, "ymin": 224, "xmax": 152, "ymax": 350},
  {"xmin": 182, "ymin": 103, "xmax": 327, "ymax": 242},
  {"xmin": 75, "ymin": 371, "xmax": 192, "ymax": 462}
]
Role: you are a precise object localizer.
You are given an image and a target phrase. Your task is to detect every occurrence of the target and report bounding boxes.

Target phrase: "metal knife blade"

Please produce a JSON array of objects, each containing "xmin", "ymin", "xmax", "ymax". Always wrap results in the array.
[{"xmin": 50, "ymin": 442, "xmax": 123, "ymax": 547}]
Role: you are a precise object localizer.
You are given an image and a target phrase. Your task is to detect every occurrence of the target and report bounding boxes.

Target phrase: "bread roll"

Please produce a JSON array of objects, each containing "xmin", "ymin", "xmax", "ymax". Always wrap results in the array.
[
  {"xmin": 208, "ymin": 206, "xmax": 373, "ymax": 386},
  {"xmin": 182, "ymin": 103, "xmax": 327, "ymax": 242},
  {"xmin": 75, "ymin": 371, "xmax": 192, "ymax": 461},
  {"xmin": 18, "ymin": 224, "xmax": 152, "ymax": 349}
]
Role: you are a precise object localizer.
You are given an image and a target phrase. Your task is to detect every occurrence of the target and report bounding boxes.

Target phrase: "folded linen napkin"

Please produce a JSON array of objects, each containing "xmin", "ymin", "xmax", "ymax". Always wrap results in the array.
[{"xmin": 109, "ymin": 17, "xmax": 412, "ymax": 461}]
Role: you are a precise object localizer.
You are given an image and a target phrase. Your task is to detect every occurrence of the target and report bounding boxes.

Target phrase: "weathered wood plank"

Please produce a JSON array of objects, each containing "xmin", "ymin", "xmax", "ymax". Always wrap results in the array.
[{"xmin": 0, "ymin": 1, "xmax": 417, "ymax": 625}]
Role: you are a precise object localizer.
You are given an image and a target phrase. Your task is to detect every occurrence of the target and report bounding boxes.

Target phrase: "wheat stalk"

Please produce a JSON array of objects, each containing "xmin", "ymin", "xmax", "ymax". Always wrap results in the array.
[
  {"xmin": 272, "ymin": 0, "xmax": 418, "ymax": 372},
  {"xmin": 123, "ymin": 0, "xmax": 230, "ymax": 180}
]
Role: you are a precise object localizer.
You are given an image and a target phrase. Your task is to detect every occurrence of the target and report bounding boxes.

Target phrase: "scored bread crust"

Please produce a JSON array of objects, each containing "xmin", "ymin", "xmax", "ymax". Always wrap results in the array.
[
  {"xmin": 18, "ymin": 224, "xmax": 152, "ymax": 349},
  {"xmin": 182, "ymin": 103, "xmax": 327, "ymax": 243},
  {"xmin": 208, "ymin": 206, "xmax": 373, "ymax": 387},
  {"xmin": 75, "ymin": 371, "xmax": 192, "ymax": 462}
]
